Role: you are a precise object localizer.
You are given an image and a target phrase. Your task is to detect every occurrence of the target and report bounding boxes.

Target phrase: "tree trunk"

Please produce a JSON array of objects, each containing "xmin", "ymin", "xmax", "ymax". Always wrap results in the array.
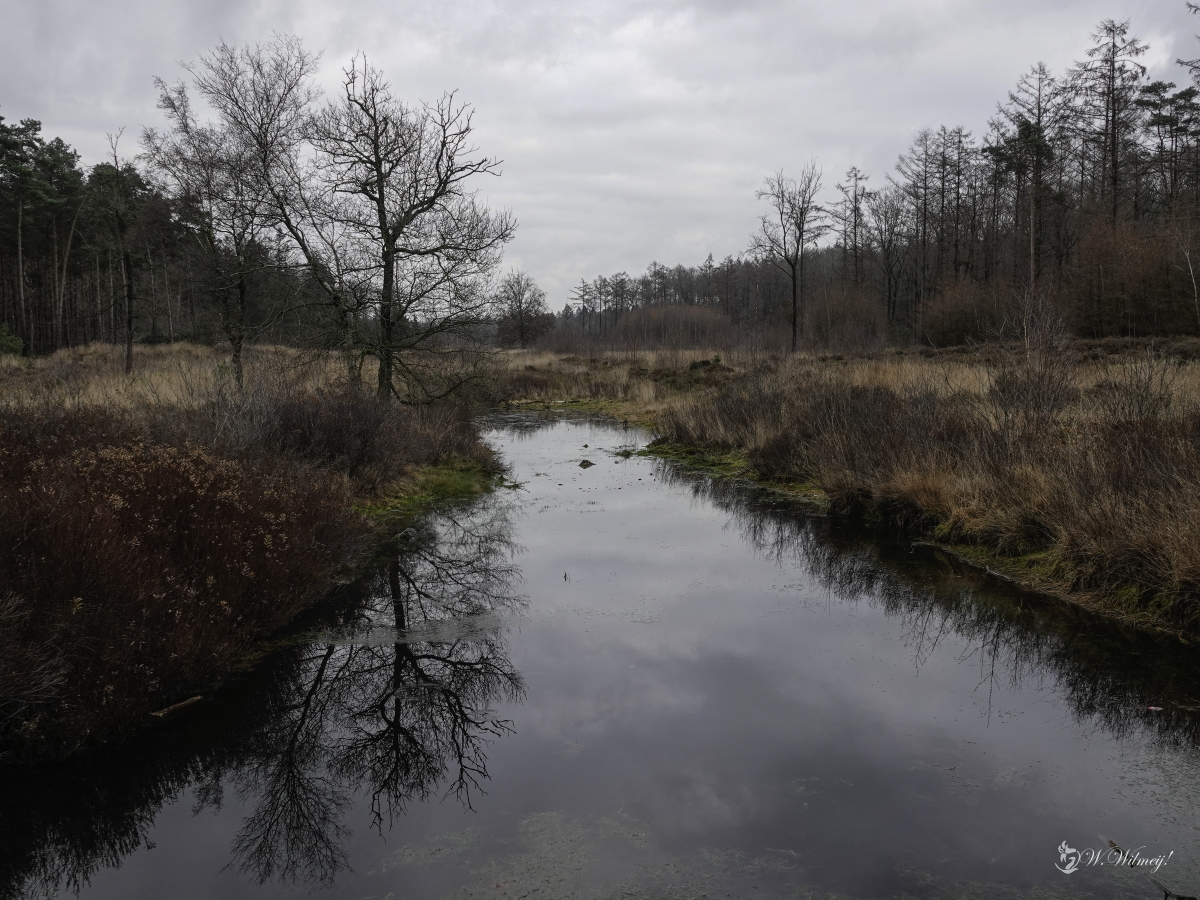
[
  {"xmin": 147, "ymin": 246, "xmax": 159, "ymax": 344},
  {"xmin": 122, "ymin": 250, "xmax": 135, "ymax": 375},
  {"xmin": 52, "ymin": 219, "xmax": 61, "ymax": 350},
  {"xmin": 790, "ymin": 262, "xmax": 798, "ymax": 353},
  {"xmin": 229, "ymin": 272, "xmax": 247, "ymax": 390},
  {"xmin": 16, "ymin": 203, "xmax": 29, "ymax": 356},
  {"xmin": 95, "ymin": 253, "xmax": 102, "ymax": 345},
  {"xmin": 377, "ymin": 246, "xmax": 395, "ymax": 399}
]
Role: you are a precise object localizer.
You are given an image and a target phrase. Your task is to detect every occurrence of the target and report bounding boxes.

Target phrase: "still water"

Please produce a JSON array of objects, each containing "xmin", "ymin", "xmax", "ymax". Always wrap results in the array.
[{"xmin": 3, "ymin": 413, "xmax": 1200, "ymax": 899}]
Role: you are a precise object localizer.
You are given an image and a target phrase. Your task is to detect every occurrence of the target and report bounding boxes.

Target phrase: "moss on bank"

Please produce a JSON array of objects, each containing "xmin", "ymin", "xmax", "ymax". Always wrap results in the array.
[
  {"xmin": 355, "ymin": 457, "xmax": 506, "ymax": 521},
  {"xmin": 639, "ymin": 438, "xmax": 828, "ymax": 509},
  {"xmin": 501, "ymin": 397, "xmax": 658, "ymax": 427}
]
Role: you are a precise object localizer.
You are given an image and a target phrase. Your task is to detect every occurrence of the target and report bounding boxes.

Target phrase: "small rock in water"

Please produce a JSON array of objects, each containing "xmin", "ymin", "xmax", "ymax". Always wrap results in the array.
[{"xmin": 579, "ymin": 459, "xmax": 595, "ymax": 468}]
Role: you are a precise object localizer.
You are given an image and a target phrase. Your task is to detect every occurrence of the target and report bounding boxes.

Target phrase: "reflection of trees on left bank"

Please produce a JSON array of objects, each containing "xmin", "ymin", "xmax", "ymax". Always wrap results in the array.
[
  {"xmin": 0, "ymin": 498, "xmax": 526, "ymax": 898},
  {"xmin": 221, "ymin": 503, "xmax": 526, "ymax": 885}
]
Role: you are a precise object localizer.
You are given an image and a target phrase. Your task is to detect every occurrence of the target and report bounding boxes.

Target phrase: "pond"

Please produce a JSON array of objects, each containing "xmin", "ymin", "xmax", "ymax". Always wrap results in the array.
[{"xmin": 3, "ymin": 413, "xmax": 1200, "ymax": 900}]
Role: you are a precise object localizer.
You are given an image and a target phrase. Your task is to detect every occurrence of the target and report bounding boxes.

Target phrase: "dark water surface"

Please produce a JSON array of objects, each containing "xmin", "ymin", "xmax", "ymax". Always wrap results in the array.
[{"xmin": 4, "ymin": 413, "xmax": 1200, "ymax": 899}]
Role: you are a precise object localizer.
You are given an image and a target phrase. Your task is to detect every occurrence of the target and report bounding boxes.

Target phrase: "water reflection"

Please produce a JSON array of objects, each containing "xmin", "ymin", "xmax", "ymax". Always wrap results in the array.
[
  {"xmin": 664, "ymin": 462, "xmax": 1200, "ymax": 752},
  {"xmin": 7, "ymin": 416, "xmax": 1200, "ymax": 900},
  {"xmin": 0, "ymin": 498, "xmax": 524, "ymax": 898}
]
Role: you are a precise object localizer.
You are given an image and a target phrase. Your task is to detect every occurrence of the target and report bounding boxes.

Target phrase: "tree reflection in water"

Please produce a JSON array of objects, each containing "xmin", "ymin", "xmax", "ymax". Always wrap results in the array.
[
  {"xmin": 660, "ymin": 462, "xmax": 1200, "ymax": 752},
  {"xmin": 9, "ymin": 442, "xmax": 1200, "ymax": 900},
  {"xmin": 219, "ymin": 502, "xmax": 526, "ymax": 886},
  {"xmin": 0, "ymin": 497, "xmax": 525, "ymax": 898}
]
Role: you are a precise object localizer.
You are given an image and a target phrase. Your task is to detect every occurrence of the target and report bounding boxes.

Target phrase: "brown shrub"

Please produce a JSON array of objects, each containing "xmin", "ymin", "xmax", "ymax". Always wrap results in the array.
[
  {"xmin": 0, "ymin": 411, "xmax": 363, "ymax": 755},
  {"xmin": 175, "ymin": 384, "xmax": 485, "ymax": 493},
  {"xmin": 656, "ymin": 352, "xmax": 1200, "ymax": 632},
  {"xmin": 0, "ymin": 346, "xmax": 495, "ymax": 756}
]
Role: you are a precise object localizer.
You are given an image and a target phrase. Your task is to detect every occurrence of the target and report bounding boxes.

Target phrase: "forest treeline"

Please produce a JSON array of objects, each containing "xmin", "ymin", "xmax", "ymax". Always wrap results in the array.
[
  {"xmin": 8, "ymin": 15, "xmax": 1200, "ymax": 367},
  {"xmin": 555, "ymin": 14, "xmax": 1200, "ymax": 351},
  {"xmin": 0, "ymin": 37, "xmax": 522, "ymax": 398}
]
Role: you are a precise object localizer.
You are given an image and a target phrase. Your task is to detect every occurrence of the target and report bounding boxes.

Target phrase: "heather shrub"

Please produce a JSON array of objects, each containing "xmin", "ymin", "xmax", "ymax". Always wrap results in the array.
[
  {"xmin": 179, "ymin": 384, "xmax": 487, "ymax": 492},
  {"xmin": 0, "ymin": 413, "xmax": 362, "ymax": 754}
]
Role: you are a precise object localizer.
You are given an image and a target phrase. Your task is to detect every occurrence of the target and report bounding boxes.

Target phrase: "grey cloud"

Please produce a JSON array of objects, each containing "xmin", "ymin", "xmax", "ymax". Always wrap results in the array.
[{"xmin": 2, "ymin": 0, "xmax": 1197, "ymax": 300}]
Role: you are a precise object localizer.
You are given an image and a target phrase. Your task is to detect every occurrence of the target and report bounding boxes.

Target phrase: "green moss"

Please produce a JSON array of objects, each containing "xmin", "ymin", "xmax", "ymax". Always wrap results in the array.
[
  {"xmin": 503, "ymin": 397, "xmax": 653, "ymax": 424},
  {"xmin": 354, "ymin": 459, "xmax": 503, "ymax": 521},
  {"xmin": 639, "ymin": 439, "xmax": 828, "ymax": 508},
  {"xmin": 640, "ymin": 439, "xmax": 751, "ymax": 475},
  {"xmin": 1110, "ymin": 584, "xmax": 1143, "ymax": 608}
]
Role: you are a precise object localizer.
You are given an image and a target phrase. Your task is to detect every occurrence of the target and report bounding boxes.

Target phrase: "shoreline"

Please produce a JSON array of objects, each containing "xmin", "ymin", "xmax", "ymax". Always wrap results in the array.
[
  {"xmin": 0, "ymin": 456, "xmax": 502, "ymax": 764},
  {"xmin": 500, "ymin": 392, "xmax": 1200, "ymax": 644},
  {"xmin": 639, "ymin": 434, "xmax": 1198, "ymax": 643}
]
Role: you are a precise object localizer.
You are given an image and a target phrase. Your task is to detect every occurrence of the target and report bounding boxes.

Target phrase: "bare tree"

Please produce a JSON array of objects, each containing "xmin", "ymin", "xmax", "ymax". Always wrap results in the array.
[
  {"xmin": 751, "ymin": 163, "xmax": 827, "ymax": 351},
  {"xmin": 307, "ymin": 56, "xmax": 515, "ymax": 399},
  {"xmin": 494, "ymin": 270, "xmax": 551, "ymax": 348},
  {"xmin": 1069, "ymin": 19, "xmax": 1147, "ymax": 221},
  {"xmin": 181, "ymin": 40, "xmax": 515, "ymax": 397},
  {"xmin": 186, "ymin": 37, "xmax": 372, "ymax": 377},
  {"xmin": 833, "ymin": 166, "xmax": 870, "ymax": 286},
  {"xmin": 143, "ymin": 78, "xmax": 278, "ymax": 388},
  {"xmin": 865, "ymin": 183, "xmax": 909, "ymax": 326}
]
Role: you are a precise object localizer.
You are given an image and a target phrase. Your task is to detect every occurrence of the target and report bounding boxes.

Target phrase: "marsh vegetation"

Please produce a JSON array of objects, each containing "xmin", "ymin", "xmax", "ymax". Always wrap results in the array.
[
  {"xmin": 0, "ymin": 344, "xmax": 496, "ymax": 757},
  {"xmin": 4, "ymin": 416, "xmax": 1200, "ymax": 900},
  {"xmin": 498, "ymin": 340, "xmax": 1200, "ymax": 637}
]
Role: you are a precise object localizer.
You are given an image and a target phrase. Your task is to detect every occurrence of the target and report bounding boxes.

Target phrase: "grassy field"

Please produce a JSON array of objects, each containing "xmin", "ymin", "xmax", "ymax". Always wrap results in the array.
[
  {"xmin": 499, "ymin": 340, "xmax": 1200, "ymax": 639},
  {"xmin": 0, "ymin": 344, "xmax": 497, "ymax": 758}
]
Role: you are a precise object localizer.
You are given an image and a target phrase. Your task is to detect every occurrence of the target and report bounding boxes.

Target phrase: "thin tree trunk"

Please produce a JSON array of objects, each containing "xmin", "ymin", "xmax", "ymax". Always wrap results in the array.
[
  {"xmin": 58, "ymin": 204, "xmax": 81, "ymax": 348},
  {"xmin": 146, "ymin": 245, "xmax": 158, "ymax": 343},
  {"xmin": 790, "ymin": 262, "xmax": 798, "ymax": 353},
  {"xmin": 122, "ymin": 250, "xmax": 135, "ymax": 375},
  {"xmin": 107, "ymin": 249, "xmax": 116, "ymax": 342},
  {"xmin": 16, "ymin": 203, "xmax": 28, "ymax": 356},
  {"xmin": 230, "ymin": 272, "xmax": 246, "ymax": 389},
  {"xmin": 95, "ymin": 253, "xmax": 102, "ymax": 344},
  {"xmin": 52, "ymin": 219, "xmax": 61, "ymax": 350}
]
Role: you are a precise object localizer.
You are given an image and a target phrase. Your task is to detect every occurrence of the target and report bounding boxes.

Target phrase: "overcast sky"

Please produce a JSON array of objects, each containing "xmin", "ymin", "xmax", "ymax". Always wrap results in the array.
[{"xmin": 2, "ymin": 0, "xmax": 1196, "ymax": 303}]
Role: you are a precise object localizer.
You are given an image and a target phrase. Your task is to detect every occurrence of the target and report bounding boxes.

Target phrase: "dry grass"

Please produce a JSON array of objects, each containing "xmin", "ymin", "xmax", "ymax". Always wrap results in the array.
[
  {"xmin": 651, "ymin": 347, "xmax": 1200, "ymax": 635},
  {"xmin": 0, "ymin": 343, "xmax": 493, "ymax": 757},
  {"xmin": 498, "ymin": 343, "xmax": 1200, "ymax": 635},
  {"xmin": 0, "ymin": 343, "xmax": 334, "ymax": 409},
  {"xmin": 497, "ymin": 348, "xmax": 751, "ymax": 421}
]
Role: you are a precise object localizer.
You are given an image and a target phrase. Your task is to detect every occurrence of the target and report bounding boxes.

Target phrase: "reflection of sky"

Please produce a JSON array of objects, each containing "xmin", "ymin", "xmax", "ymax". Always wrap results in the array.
[{"xmin": 56, "ymin": 417, "xmax": 1200, "ymax": 899}]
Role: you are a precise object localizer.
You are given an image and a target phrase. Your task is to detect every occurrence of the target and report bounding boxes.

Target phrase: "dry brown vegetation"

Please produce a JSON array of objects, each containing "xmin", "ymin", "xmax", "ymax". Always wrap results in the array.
[
  {"xmin": 499, "ymin": 348, "xmax": 745, "ymax": 421},
  {"xmin": 501, "ymin": 340, "xmax": 1200, "ymax": 637},
  {"xmin": 0, "ymin": 344, "xmax": 491, "ymax": 757}
]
